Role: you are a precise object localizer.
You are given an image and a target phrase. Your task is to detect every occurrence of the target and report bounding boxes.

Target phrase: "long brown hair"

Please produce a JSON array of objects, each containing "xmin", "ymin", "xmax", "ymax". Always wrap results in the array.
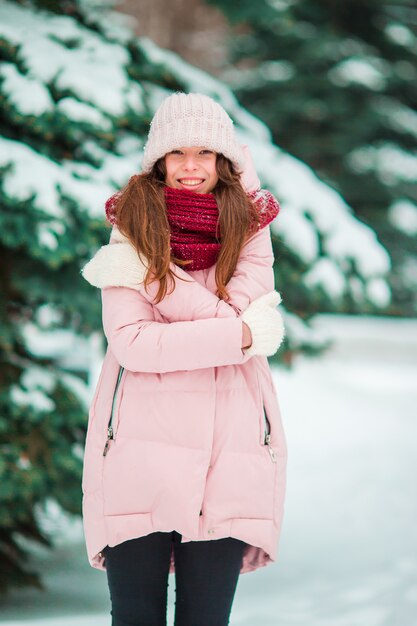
[{"xmin": 113, "ymin": 155, "xmax": 259, "ymax": 304}]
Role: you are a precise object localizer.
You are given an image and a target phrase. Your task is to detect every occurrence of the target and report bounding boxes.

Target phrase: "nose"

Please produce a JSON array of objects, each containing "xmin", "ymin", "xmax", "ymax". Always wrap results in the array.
[{"xmin": 183, "ymin": 155, "xmax": 198, "ymax": 171}]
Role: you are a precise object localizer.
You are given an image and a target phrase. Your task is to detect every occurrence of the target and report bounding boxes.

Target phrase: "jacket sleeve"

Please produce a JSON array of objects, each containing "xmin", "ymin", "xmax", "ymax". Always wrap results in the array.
[
  {"xmin": 141, "ymin": 225, "xmax": 275, "ymax": 322},
  {"xmin": 213, "ymin": 225, "xmax": 275, "ymax": 314},
  {"xmin": 101, "ymin": 286, "xmax": 251, "ymax": 373}
]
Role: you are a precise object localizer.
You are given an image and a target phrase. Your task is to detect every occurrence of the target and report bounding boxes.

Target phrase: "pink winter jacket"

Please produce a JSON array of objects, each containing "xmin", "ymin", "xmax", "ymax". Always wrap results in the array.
[{"xmin": 82, "ymin": 223, "xmax": 287, "ymax": 575}]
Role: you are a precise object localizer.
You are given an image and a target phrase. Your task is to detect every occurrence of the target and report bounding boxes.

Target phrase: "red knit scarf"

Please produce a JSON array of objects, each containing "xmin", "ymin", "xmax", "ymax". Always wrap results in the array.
[{"xmin": 105, "ymin": 185, "xmax": 280, "ymax": 271}]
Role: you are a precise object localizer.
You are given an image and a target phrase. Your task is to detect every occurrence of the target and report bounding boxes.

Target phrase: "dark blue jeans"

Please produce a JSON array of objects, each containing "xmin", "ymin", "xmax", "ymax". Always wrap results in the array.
[{"xmin": 103, "ymin": 530, "xmax": 246, "ymax": 626}]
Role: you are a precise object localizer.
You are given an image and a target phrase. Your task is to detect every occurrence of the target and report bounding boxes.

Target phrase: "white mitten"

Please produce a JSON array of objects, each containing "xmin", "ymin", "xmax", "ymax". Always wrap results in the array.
[
  {"xmin": 241, "ymin": 291, "xmax": 285, "ymax": 357},
  {"xmin": 81, "ymin": 242, "xmax": 149, "ymax": 289}
]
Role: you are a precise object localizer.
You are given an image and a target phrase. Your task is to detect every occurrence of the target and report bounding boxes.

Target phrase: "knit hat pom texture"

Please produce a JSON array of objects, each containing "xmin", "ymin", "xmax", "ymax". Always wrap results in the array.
[{"xmin": 141, "ymin": 92, "xmax": 245, "ymax": 174}]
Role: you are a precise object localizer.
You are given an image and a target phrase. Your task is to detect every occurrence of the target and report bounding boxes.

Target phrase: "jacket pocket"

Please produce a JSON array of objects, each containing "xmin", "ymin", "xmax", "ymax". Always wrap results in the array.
[
  {"xmin": 262, "ymin": 405, "xmax": 277, "ymax": 463},
  {"xmin": 255, "ymin": 367, "xmax": 277, "ymax": 463},
  {"xmin": 88, "ymin": 355, "xmax": 110, "ymax": 421},
  {"xmin": 102, "ymin": 366, "xmax": 126, "ymax": 457}
]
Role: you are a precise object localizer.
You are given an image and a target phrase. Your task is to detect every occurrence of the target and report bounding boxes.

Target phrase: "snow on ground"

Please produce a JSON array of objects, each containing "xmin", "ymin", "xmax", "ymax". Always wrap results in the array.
[{"xmin": 1, "ymin": 314, "xmax": 416, "ymax": 626}]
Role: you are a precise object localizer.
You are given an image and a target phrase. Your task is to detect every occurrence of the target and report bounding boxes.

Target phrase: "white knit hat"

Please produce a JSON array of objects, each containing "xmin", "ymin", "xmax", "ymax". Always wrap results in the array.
[{"xmin": 141, "ymin": 92, "xmax": 245, "ymax": 173}]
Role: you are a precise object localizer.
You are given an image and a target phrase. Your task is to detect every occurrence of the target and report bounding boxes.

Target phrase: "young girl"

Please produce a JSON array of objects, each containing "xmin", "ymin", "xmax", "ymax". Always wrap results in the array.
[{"xmin": 82, "ymin": 92, "xmax": 287, "ymax": 626}]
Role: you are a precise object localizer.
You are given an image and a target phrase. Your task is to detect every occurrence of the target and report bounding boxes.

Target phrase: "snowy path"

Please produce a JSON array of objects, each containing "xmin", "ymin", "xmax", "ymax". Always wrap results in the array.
[{"xmin": 1, "ymin": 315, "xmax": 416, "ymax": 626}]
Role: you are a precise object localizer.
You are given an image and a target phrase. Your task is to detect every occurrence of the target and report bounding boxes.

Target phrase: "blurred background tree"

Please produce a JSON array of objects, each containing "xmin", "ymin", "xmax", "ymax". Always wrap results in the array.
[
  {"xmin": 0, "ymin": 0, "xmax": 390, "ymax": 593},
  {"xmin": 119, "ymin": 0, "xmax": 417, "ymax": 316},
  {"xmin": 207, "ymin": 0, "xmax": 417, "ymax": 316}
]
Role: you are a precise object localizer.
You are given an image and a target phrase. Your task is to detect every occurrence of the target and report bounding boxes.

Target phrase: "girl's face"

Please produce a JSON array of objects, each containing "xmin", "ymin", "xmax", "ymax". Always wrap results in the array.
[{"xmin": 164, "ymin": 147, "xmax": 219, "ymax": 193}]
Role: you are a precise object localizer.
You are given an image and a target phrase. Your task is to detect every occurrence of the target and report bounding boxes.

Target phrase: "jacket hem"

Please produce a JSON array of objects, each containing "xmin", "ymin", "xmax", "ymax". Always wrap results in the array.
[{"xmin": 86, "ymin": 511, "xmax": 279, "ymax": 575}]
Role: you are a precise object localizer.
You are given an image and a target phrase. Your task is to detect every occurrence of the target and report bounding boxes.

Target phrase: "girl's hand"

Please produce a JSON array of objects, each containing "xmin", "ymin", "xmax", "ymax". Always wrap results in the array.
[
  {"xmin": 240, "ymin": 291, "xmax": 285, "ymax": 356},
  {"xmin": 82, "ymin": 242, "xmax": 148, "ymax": 289},
  {"xmin": 242, "ymin": 322, "xmax": 253, "ymax": 349}
]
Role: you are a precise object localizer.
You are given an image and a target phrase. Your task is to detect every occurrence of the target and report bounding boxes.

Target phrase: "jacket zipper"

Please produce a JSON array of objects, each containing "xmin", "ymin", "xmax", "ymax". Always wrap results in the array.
[
  {"xmin": 103, "ymin": 366, "xmax": 125, "ymax": 457},
  {"xmin": 263, "ymin": 408, "xmax": 276, "ymax": 463}
]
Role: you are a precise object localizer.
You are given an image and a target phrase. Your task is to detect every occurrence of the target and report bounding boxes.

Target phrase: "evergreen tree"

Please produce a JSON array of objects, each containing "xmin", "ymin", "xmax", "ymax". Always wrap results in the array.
[
  {"xmin": 207, "ymin": 0, "xmax": 417, "ymax": 315},
  {"xmin": 0, "ymin": 0, "xmax": 390, "ymax": 592}
]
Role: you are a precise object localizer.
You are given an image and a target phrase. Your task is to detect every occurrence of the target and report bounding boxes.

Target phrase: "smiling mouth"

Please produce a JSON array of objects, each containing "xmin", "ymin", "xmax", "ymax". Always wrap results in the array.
[{"xmin": 177, "ymin": 178, "xmax": 205, "ymax": 187}]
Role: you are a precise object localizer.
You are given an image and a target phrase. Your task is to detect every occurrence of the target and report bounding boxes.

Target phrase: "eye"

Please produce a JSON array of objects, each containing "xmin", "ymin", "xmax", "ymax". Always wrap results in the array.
[
  {"xmin": 169, "ymin": 150, "xmax": 183, "ymax": 155},
  {"xmin": 200, "ymin": 149, "xmax": 214, "ymax": 155}
]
